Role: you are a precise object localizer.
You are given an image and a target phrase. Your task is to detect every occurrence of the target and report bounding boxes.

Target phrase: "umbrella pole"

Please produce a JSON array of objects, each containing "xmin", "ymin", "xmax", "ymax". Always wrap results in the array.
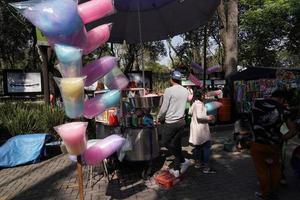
[
  {"xmin": 203, "ymin": 25, "xmax": 208, "ymax": 89},
  {"xmin": 137, "ymin": 0, "xmax": 145, "ymax": 89},
  {"xmin": 77, "ymin": 155, "xmax": 84, "ymax": 200}
]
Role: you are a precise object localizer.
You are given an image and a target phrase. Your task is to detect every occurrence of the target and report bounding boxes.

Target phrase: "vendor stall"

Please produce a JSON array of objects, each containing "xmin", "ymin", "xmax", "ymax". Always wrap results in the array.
[
  {"xmin": 95, "ymin": 88, "xmax": 163, "ymax": 175},
  {"xmin": 232, "ymin": 67, "xmax": 300, "ymax": 113}
]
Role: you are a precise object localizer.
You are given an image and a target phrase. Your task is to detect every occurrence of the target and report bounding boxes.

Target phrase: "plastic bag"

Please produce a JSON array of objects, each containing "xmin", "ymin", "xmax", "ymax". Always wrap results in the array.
[{"xmin": 118, "ymin": 134, "xmax": 132, "ymax": 161}]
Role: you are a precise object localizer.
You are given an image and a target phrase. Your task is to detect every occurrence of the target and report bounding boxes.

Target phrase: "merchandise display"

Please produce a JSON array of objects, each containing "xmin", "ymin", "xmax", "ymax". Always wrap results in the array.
[{"xmin": 234, "ymin": 76, "xmax": 300, "ymax": 113}]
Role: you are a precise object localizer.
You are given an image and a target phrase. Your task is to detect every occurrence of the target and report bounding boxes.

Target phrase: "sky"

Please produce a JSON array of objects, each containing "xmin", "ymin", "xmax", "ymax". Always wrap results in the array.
[
  {"xmin": 158, "ymin": 35, "xmax": 218, "ymax": 66},
  {"xmin": 159, "ymin": 36, "xmax": 183, "ymax": 66}
]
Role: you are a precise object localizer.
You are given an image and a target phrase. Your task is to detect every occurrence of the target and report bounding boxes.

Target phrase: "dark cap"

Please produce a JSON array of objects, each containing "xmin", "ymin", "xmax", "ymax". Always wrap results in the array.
[{"xmin": 170, "ymin": 70, "xmax": 182, "ymax": 80}]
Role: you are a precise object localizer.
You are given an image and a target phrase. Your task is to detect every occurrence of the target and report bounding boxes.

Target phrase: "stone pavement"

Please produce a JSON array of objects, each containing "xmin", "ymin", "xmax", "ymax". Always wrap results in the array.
[{"xmin": 1, "ymin": 124, "xmax": 300, "ymax": 200}]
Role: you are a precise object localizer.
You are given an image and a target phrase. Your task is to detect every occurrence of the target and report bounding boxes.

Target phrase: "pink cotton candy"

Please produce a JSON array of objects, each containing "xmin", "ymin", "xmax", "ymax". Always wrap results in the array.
[
  {"xmin": 83, "ymin": 24, "xmax": 112, "ymax": 55},
  {"xmin": 78, "ymin": 0, "xmax": 115, "ymax": 24},
  {"xmin": 83, "ymin": 134, "xmax": 125, "ymax": 166},
  {"xmin": 188, "ymin": 74, "xmax": 202, "ymax": 87},
  {"xmin": 54, "ymin": 122, "xmax": 88, "ymax": 155},
  {"xmin": 83, "ymin": 90, "xmax": 121, "ymax": 119}
]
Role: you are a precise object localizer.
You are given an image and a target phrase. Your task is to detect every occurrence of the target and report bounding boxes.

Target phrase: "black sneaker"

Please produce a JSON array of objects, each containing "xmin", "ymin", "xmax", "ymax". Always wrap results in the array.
[
  {"xmin": 202, "ymin": 167, "xmax": 216, "ymax": 174},
  {"xmin": 255, "ymin": 192, "xmax": 279, "ymax": 200},
  {"xmin": 255, "ymin": 192, "xmax": 265, "ymax": 200}
]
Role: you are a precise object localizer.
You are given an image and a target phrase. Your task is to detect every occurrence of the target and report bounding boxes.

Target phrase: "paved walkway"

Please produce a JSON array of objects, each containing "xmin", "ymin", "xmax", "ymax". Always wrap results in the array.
[{"xmin": 1, "ymin": 125, "xmax": 300, "ymax": 200}]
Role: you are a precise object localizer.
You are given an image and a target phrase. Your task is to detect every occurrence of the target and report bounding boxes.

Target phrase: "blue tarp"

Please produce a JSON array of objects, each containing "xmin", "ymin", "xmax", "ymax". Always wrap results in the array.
[{"xmin": 0, "ymin": 134, "xmax": 48, "ymax": 168}]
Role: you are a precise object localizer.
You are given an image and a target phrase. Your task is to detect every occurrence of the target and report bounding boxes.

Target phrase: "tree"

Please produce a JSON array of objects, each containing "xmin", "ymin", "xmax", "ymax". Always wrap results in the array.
[
  {"xmin": 116, "ymin": 41, "xmax": 167, "ymax": 72},
  {"xmin": 144, "ymin": 61, "xmax": 168, "ymax": 73},
  {"xmin": 239, "ymin": 0, "xmax": 300, "ymax": 68},
  {"xmin": 0, "ymin": 1, "xmax": 37, "ymax": 70},
  {"xmin": 218, "ymin": 0, "xmax": 238, "ymax": 78}
]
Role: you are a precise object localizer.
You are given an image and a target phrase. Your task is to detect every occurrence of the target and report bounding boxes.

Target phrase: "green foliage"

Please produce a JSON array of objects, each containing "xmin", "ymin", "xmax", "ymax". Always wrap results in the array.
[
  {"xmin": 239, "ymin": 0, "xmax": 300, "ymax": 67},
  {"xmin": 116, "ymin": 41, "xmax": 167, "ymax": 72},
  {"xmin": 0, "ymin": 102, "xmax": 66, "ymax": 138},
  {"xmin": 145, "ymin": 61, "xmax": 169, "ymax": 73},
  {"xmin": 0, "ymin": 2, "xmax": 37, "ymax": 69},
  {"xmin": 152, "ymin": 72, "xmax": 170, "ymax": 93}
]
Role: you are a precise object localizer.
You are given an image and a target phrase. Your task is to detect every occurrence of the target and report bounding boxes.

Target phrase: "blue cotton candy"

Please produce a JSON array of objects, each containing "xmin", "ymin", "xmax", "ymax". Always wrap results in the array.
[{"xmin": 22, "ymin": 0, "xmax": 82, "ymax": 36}]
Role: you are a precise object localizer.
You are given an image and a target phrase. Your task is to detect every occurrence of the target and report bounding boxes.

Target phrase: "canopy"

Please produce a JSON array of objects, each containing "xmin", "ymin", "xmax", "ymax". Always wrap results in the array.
[
  {"xmin": 230, "ymin": 67, "xmax": 300, "ymax": 81},
  {"xmin": 86, "ymin": 0, "xmax": 221, "ymax": 43}
]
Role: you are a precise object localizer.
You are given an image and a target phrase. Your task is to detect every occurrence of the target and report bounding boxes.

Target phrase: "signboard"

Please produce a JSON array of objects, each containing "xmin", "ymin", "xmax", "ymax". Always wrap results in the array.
[
  {"xmin": 181, "ymin": 79, "xmax": 195, "ymax": 86},
  {"xmin": 36, "ymin": 28, "xmax": 49, "ymax": 46},
  {"xmin": 182, "ymin": 79, "xmax": 214, "ymax": 86},
  {"xmin": 213, "ymin": 80, "xmax": 226, "ymax": 85},
  {"xmin": 3, "ymin": 70, "xmax": 43, "ymax": 95},
  {"xmin": 200, "ymin": 80, "xmax": 212, "ymax": 85}
]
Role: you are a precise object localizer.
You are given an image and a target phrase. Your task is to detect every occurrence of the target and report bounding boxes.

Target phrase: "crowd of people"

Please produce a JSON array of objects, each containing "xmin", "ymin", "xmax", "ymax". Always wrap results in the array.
[{"xmin": 157, "ymin": 70, "xmax": 299, "ymax": 200}]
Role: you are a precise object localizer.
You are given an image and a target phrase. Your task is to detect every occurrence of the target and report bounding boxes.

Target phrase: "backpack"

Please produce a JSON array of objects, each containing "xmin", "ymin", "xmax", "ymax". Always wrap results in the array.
[{"xmin": 251, "ymin": 99, "xmax": 284, "ymax": 145}]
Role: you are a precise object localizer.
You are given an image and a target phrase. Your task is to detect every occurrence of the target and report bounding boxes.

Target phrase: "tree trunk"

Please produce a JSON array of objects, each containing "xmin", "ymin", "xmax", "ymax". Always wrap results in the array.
[
  {"xmin": 38, "ymin": 46, "xmax": 50, "ymax": 104},
  {"xmin": 218, "ymin": 0, "xmax": 238, "ymax": 78}
]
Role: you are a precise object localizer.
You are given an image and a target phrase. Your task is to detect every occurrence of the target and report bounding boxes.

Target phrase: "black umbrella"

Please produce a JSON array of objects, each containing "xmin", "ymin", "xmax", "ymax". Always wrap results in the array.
[{"xmin": 86, "ymin": 0, "xmax": 221, "ymax": 43}]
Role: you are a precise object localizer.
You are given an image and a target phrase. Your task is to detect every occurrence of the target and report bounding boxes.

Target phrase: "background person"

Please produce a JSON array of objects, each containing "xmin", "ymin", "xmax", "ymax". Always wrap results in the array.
[
  {"xmin": 188, "ymin": 89, "xmax": 216, "ymax": 173},
  {"xmin": 157, "ymin": 70, "xmax": 189, "ymax": 177},
  {"xmin": 250, "ymin": 89, "xmax": 297, "ymax": 200}
]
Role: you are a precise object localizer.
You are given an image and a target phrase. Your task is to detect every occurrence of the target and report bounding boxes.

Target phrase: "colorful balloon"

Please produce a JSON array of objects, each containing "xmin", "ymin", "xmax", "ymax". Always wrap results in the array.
[
  {"xmin": 191, "ymin": 62, "xmax": 203, "ymax": 73},
  {"xmin": 188, "ymin": 74, "xmax": 202, "ymax": 87},
  {"xmin": 54, "ymin": 122, "xmax": 88, "ymax": 155},
  {"xmin": 102, "ymin": 67, "xmax": 129, "ymax": 90},
  {"xmin": 83, "ymin": 134, "xmax": 125, "ymax": 166},
  {"xmin": 82, "ymin": 23, "xmax": 112, "ymax": 55},
  {"xmin": 83, "ymin": 90, "xmax": 121, "ymax": 119},
  {"xmin": 78, "ymin": 0, "xmax": 115, "ymax": 24},
  {"xmin": 54, "ymin": 77, "xmax": 86, "ymax": 118},
  {"xmin": 82, "ymin": 56, "xmax": 118, "ymax": 86},
  {"xmin": 54, "ymin": 44, "xmax": 83, "ymax": 77},
  {"xmin": 207, "ymin": 64, "xmax": 222, "ymax": 74},
  {"xmin": 205, "ymin": 101, "xmax": 223, "ymax": 112}
]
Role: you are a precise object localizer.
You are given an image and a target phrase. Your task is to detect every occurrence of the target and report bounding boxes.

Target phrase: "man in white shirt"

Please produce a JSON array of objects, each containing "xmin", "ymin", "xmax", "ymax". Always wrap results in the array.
[{"xmin": 157, "ymin": 70, "xmax": 190, "ymax": 177}]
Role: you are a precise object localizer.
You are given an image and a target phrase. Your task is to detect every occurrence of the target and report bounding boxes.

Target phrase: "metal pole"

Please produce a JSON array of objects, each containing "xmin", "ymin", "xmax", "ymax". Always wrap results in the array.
[
  {"xmin": 110, "ymin": 43, "xmax": 115, "ymax": 56},
  {"xmin": 203, "ymin": 25, "xmax": 208, "ymax": 89},
  {"xmin": 137, "ymin": 0, "xmax": 145, "ymax": 89}
]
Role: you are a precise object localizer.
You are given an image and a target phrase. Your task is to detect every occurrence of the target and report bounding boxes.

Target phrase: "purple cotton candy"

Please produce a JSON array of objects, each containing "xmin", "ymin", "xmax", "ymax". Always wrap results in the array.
[
  {"xmin": 207, "ymin": 64, "xmax": 222, "ymax": 74},
  {"xmin": 191, "ymin": 62, "xmax": 203, "ymax": 73},
  {"xmin": 105, "ymin": 74, "xmax": 129, "ymax": 90},
  {"xmin": 82, "ymin": 56, "xmax": 118, "ymax": 87},
  {"xmin": 102, "ymin": 67, "xmax": 129, "ymax": 90},
  {"xmin": 83, "ymin": 134, "xmax": 125, "ymax": 166},
  {"xmin": 83, "ymin": 96, "xmax": 106, "ymax": 119}
]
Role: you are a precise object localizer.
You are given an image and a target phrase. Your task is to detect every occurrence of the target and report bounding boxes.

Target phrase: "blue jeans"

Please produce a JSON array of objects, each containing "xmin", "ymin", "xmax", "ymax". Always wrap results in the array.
[{"xmin": 193, "ymin": 141, "xmax": 212, "ymax": 165}]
